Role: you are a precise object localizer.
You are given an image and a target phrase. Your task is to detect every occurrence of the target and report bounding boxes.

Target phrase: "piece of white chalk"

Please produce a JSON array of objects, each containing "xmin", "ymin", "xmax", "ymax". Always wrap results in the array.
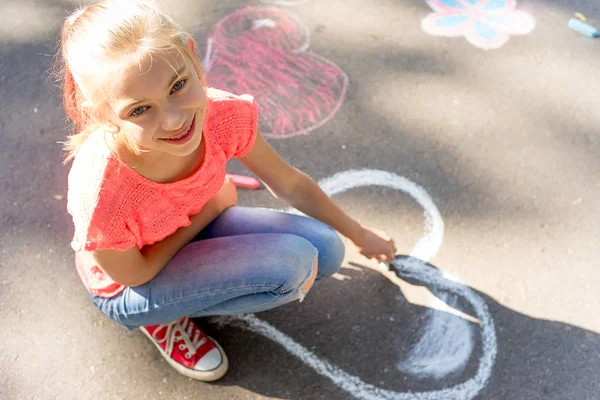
[{"xmin": 226, "ymin": 174, "xmax": 261, "ymax": 189}]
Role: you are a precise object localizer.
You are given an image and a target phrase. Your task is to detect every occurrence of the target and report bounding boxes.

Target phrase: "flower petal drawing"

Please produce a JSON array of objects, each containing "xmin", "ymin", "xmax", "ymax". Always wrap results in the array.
[
  {"xmin": 484, "ymin": 11, "xmax": 536, "ymax": 34},
  {"xmin": 422, "ymin": 0, "xmax": 535, "ymax": 50},
  {"xmin": 422, "ymin": 12, "xmax": 472, "ymax": 37},
  {"xmin": 426, "ymin": 0, "xmax": 468, "ymax": 13},
  {"xmin": 481, "ymin": 0, "xmax": 514, "ymax": 11},
  {"xmin": 465, "ymin": 19, "xmax": 511, "ymax": 49}
]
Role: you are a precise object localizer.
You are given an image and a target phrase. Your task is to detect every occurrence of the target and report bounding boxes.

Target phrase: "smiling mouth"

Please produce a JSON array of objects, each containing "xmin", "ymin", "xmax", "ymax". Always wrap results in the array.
[{"xmin": 161, "ymin": 115, "xmax": 196, "ymax": 144}]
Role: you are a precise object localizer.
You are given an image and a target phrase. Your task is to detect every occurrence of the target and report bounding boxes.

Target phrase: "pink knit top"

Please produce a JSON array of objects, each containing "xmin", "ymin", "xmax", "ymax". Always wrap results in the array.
[{"xmin": 67, "ymin": 89, "xmax": 258, "ymax": 298}]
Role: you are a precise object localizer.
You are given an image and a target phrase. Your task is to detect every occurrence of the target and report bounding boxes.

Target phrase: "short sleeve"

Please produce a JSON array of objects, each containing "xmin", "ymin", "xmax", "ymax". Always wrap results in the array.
[
  {"xmin": 71, "ymin": 215, "xmax": 138, "ymax": 252},
  {"xmin": 206, "ymin": 88, "xmax": 259, "ymax": 160},
  {"xmin": 67, "ymin": 137, "xmax": 139, "ymax": 252},
  {"xmin": 68, "ymin": 189, "xmax": 139, "ymax": 252}
]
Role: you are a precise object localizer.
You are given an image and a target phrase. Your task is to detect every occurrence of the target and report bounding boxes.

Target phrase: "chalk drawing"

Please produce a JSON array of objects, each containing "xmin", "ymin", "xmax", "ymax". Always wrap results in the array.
[
  {"xmin": 213, "ymin": 169, "xmax": 497, "ymax": 399},
  {"xmin": 396, "ymin": 291, "xmax": 475, "ymax": 379},
  {"xmin": 204, "ymin": 6, "xmax": 348, "ymax": 138},
  {"xmin": 421, "ymin": 0, "xmax": 536, "ymax": 50}
]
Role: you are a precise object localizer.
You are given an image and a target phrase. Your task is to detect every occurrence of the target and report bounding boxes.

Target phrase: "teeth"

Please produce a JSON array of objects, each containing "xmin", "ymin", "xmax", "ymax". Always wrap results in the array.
[{"xmin": 169, "ymin": 127, "xmax": 189, "ymax": 140}]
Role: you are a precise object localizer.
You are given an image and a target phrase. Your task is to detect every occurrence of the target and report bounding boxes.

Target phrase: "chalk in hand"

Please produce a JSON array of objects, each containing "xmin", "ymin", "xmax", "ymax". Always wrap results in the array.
[
  {"xmin": 568, "ymin": 18, "xmax": 598, "ymax": 38},
  {"xmin": 226, "ymin": 174, "xmax": 261, "ymax": 189},
  {"xmin": 378, "ymin": 261, "xmax": 391, "ymax": 271}
]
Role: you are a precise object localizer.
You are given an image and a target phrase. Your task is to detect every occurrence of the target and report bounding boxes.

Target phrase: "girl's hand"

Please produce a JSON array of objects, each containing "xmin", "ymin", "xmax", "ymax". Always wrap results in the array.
[{"xmin": 353, "ymin": 227, "xmax": 397, "ymax": 263}]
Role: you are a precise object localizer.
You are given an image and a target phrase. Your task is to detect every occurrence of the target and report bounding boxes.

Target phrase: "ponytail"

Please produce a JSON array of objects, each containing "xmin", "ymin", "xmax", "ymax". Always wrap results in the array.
[
  {"xmin": 62, "ymin": 65, "xmax": 81, "ymax": 130},
  {"xmin": 58, "ymin": 6, "xmax": 98, "ymax": 163}
]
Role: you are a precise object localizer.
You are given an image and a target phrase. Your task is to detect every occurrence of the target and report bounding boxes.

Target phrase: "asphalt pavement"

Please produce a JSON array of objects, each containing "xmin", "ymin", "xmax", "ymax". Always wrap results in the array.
[{"xmin": 1, "ymin": 0, "xmax": 599, "ymax": 399}]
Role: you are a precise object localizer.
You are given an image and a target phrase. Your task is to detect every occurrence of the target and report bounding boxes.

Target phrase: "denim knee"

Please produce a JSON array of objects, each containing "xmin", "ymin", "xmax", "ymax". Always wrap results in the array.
[
  {"xmin": 90, "ymin": 293, "xmax": 138, "ymax": 331},
  {"xmin": 268, "ymin": 234, "xmax": 319, "ymax": 294},
  {"xmin": 315, "ymin": 227, "xmax": 345, "ymax": 279}
]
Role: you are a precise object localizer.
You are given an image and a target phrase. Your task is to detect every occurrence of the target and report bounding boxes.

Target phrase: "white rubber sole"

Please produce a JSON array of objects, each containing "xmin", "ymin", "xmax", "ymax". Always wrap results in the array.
[{"xmin": 140, "ymin": 327, "xmax": 229, "ymax": 382}]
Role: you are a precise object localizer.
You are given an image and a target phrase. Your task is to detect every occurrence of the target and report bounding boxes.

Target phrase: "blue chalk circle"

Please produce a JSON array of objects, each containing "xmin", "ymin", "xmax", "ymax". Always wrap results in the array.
[{"xmin": 568, "ymin": 18, "xmax": 598, "ymax": 38}]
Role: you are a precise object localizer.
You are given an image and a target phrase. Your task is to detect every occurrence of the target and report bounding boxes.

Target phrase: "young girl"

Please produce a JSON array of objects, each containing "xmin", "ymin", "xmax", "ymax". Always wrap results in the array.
[{"xmin": 59, "ymin": 0, "xmax": 396, "ymax": 382}]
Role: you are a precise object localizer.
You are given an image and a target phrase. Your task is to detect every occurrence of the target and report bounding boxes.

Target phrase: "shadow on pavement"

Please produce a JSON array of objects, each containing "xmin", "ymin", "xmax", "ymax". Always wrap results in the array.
[{"xmin": 195, "ymin": 256, "xmax": 600, "ymax": 400}]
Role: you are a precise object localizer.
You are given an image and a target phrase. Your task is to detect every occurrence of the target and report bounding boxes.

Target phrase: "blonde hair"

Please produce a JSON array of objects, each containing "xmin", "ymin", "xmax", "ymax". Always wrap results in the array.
[{"xmin": 55, "ymin": 0, "xmax": 205, "ymax": 162}]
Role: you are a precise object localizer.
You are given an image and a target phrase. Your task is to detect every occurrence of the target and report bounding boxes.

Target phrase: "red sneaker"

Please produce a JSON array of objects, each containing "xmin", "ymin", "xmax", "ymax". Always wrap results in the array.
[{"xmin": 140, "ymin": 317, "xmax": 228, "ymax": 381}]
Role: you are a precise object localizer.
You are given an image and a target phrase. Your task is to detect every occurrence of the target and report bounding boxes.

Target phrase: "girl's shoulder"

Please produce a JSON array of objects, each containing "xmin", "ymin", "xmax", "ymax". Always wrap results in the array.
[
  {"xmin": 206, "ymin": 87, "xmax": 255, "ymax": 105},
  {"xmin": 66, "ymin": 130, "xmax": 132, "ymax": 241},
  {"xmin": 205, "ymin": 88, "xmax": 258, "ymax": 160},
  {"xmin": 67, "ymin": 130, "xmax": 113, "ymax": 208},
  {"xmin": 205, "ymin": 88, "xmax": 256, "ymax": 127}
]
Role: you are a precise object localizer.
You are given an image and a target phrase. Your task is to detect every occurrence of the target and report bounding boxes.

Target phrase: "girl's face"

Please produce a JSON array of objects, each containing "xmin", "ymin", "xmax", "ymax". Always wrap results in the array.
[{"xmin": 104, "ymin": 48, "xmax": 207, "ymax": 158}]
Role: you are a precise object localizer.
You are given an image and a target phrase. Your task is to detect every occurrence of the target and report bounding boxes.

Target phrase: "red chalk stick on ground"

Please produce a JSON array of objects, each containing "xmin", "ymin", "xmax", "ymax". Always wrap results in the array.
[{"xmin": 226, "ymin": 174, "xmax": 261, "ymax": 189}]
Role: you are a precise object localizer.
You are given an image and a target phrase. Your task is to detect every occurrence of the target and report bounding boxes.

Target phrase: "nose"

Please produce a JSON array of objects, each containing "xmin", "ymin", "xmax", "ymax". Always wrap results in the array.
[{"xmin": 161, "ymin": 104, "xmax": 186, "ymax": 133}]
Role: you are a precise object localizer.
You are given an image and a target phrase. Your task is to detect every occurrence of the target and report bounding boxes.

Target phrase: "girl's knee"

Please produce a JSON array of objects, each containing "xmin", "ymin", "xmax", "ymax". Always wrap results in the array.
[
  {"xmin": 315, "ymin": 227, "xmax": 345, "ymax": 278},
  {"xmin": 271, "ymin": 234, "xmax": 318, "ymax": 293},
  {"xmin": 299, "ymin": 257, "xmax": 318, "ymax": 294}
]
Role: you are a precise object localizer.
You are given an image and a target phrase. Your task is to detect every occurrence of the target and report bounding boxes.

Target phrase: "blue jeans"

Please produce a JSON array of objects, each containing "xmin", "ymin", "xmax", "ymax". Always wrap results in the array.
[{"xmin": 91, "ymin": 207, "xmax": 345, "ymax": 330}]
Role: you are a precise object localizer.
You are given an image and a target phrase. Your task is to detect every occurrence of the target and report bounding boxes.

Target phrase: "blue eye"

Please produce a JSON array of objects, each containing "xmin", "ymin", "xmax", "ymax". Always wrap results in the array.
[
  {"xmin": 171, "ymin": 78, "xmax": 187, "ymax": 94},
  {"xmin": 130, "ymin": 105, "xmax": 149, "ymax": 117},
  {"xmin": 127, "ymin": 78, "xmax": 186, "ymax": 117}
]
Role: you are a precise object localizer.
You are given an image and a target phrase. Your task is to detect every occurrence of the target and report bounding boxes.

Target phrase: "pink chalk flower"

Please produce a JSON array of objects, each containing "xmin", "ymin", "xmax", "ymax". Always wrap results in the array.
[{"xmin": 422, "ymin": 0, "xmax": 536, "ymax": 50}]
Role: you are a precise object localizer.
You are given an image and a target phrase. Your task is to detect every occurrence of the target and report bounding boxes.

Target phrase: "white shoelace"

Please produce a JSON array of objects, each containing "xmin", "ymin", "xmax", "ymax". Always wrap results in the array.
[{"xmin": 150, "ymin": 317, "xmax": 208, "ymax": 359}]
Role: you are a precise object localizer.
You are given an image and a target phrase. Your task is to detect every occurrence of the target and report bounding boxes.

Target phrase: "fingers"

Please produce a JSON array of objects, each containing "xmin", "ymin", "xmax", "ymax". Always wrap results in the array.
[
  {"xmin": 369, "ymin": 244, "xmax": 396, "ymax": 263},
  {"xmin": 377, "ymin": 239, "xmax": 396, "ymax": 263},
  {"xmin": 388, "ymin": 239, "xmax": 397, "ymax": 259},
  {"xmin": 373, "ymin": 229, "xmax": 396, "ymax": 259},
  {"xmin": 376, "ymin": 252, "xmax": 394, "ymax": 264},
  {"xmin": 357, "ymin": 229, "xmax": 396, "ymax": 263}
]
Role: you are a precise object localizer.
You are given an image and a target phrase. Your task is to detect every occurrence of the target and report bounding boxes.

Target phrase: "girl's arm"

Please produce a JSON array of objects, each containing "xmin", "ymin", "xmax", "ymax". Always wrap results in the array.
[
  {"xmin": 90, "ymin": 177, "xmax": 237, "ymax": 287},
  {"xmin": 240, "ymin": 131, "xmax": 396, "ymax": 262}
]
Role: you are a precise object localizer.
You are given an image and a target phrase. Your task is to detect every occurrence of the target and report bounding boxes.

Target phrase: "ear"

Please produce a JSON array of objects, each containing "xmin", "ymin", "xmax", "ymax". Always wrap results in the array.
[
  {"xmin": 184, "ymin": 36, "xmax": 197, "ymax": 58},
  {"xmin": 106, "ymin": 123, "xmax": 120, "ymax": 135}
]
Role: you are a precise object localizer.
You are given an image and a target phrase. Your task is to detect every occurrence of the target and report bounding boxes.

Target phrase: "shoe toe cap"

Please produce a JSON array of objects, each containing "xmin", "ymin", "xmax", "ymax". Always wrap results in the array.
[{"xmin": 194, "ymin": 348, "xmax": 222, "ymax": 371}]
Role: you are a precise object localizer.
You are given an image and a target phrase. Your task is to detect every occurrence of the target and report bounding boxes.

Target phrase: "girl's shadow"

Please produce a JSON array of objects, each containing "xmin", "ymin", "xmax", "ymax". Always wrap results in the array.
[{"xmin": 195, "ymin": 256, "xmax": 600, "ymax": 400}]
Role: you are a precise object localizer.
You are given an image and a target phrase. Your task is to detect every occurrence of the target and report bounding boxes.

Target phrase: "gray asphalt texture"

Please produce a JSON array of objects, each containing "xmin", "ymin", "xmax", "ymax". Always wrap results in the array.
[{"xmin": 1, "ymin": 0, "xmax": 600, "ymax": 399}]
